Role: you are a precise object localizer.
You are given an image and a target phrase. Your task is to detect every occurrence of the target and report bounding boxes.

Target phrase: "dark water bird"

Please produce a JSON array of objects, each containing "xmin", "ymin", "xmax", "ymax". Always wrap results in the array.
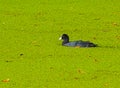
[{"xmin": 59, "ymin": 34, "xmax": 97, "ymax": 47}]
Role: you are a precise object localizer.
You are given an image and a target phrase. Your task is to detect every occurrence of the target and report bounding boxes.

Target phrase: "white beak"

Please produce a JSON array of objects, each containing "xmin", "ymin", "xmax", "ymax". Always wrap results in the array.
[{"xmin": 59, "ymin": 37, "xmax": 62, "ymax": 40}]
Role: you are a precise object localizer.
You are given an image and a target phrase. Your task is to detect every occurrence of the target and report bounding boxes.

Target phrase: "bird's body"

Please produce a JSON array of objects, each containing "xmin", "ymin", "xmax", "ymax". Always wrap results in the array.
[{"xmin": 59, "ymin": 34, "xmax": 97, "ymax": 47}]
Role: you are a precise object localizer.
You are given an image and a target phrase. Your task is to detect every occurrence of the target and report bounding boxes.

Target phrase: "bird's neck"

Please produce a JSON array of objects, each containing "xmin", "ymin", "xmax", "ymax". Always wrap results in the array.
[{"xmin": 62, "ymin": 39, "xmax": 69, "ymax": 45}]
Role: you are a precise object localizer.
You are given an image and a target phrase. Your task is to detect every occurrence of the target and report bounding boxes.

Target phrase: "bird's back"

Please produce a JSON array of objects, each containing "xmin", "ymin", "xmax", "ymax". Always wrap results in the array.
[{"xmin": 64, "ymin": 40, "xmax": 97, "ymax": 47}]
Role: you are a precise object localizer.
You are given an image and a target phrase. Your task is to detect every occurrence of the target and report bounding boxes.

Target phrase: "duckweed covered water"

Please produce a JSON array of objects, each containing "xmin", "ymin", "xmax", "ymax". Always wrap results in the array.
[{"xmin": 0, "ymin": 0, "xmax": 120, "ymax": 88}]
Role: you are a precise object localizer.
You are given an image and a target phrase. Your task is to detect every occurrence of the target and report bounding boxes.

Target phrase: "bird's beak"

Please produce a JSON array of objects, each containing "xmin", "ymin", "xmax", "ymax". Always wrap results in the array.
[{"xmin": 59, "ymin": 37, "xmax": 62, "ymax": 40}]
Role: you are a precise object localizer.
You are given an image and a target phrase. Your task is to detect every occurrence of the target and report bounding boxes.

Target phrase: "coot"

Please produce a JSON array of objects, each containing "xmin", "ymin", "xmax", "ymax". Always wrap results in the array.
[{"xmin": 59, "ymin": 34, "xmax": 97, "ymax": 47}]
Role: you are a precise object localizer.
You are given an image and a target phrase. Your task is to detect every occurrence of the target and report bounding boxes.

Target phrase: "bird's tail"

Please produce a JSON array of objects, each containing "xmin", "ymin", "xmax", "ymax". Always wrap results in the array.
[{"xmin": 89, "ymin": 43, "xmax": 98, "ymax": 47}]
